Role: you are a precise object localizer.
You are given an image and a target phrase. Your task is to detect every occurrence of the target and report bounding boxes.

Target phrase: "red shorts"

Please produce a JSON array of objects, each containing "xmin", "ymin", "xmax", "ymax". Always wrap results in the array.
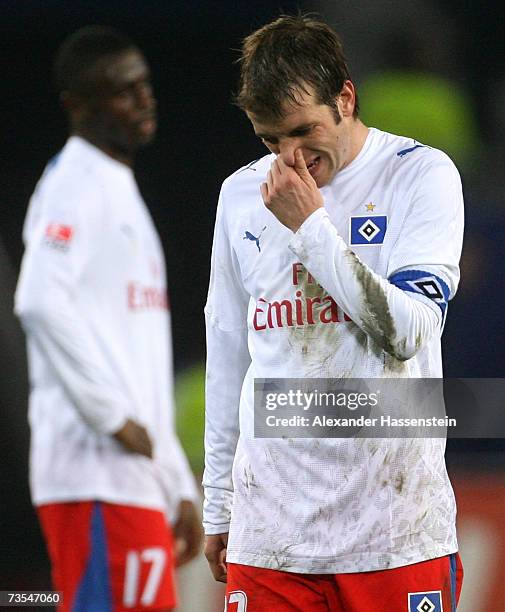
[
  {"xmin": 38, "ymin": 501, "xmax": 176, "ymax": 611},
  {"xmin": 226, "ymin": 554, "xmax": 463, "ymax": 611}
]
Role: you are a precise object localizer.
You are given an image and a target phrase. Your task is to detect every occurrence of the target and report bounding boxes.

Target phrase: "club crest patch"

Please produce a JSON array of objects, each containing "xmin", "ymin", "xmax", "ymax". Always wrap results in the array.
[
  {"xmin": 350, "ymin": 215, "xmax": 387, "ymax": 245},
  {"xmin": 408, "ymin": 591, "xmax": 443, "ymax": 612}
]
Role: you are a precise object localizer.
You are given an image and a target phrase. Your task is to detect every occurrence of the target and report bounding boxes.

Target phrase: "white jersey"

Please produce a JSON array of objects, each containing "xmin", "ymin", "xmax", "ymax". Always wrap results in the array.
[
  {"xmin": 203, "ymin": 128, "xmax": 464, "ymax": 573},
  {"xmin": 15, "ymin": 137, "xmax": 197, "ymax": 520}
]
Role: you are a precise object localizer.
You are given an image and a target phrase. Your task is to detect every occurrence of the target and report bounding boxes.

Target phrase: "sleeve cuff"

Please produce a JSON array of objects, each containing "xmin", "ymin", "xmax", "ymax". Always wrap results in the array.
[
  {"xmin": 202, "ymin": 486, "xmax": 233, "ymax": 535},
  {"xmin": 95, "ymin": 409, "xmax": 129, "ymax": 436},
  {"xmin": 177, "ymin": 475, "xmax": 201, "ymax": 505},
  {"xmin": 288, "ymin": 207, "xmax": 330, "ymax": 256},
  {"xmin": 203, "ymin": 522, "xmax": 230, "ymax": 535}
]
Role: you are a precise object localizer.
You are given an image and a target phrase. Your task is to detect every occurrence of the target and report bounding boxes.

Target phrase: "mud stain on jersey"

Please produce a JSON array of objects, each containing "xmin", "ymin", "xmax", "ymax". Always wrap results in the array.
[
  {"xmin": 366, "ymin": 441, "xmax": 379, "ymax": 457},
  {"xmin": 351, "ymin": 324, "xmax": 369, "ymax": 350},
  {"xmin": 384, "ymin": 353, "xmax": 407, "ymax": 374},
  {"xmin": 287, "ymin": 274, "xmax": 341, "ymax": 376},
  {"xmin": 241, "ymin": 465, "xmax": 259, "ymax": 492},
  {"xmin": 346, "ymin": 250, "xmax": 408, "ymax": 370},
  {"xmin": 416, "ymin": 509, "xmax": 429, "ymax": 524},
  {"xmin": 304, "ymin": 277, "xmax": 326, "ymax": 300},
  {"xmin": 415, "ymin": 332, "xmax": 423, "ymax": 351},
  {"xmin": 271, "ymin": 544, "xmax": 299, "ymax": 570},
  {"xmin": 394, "ymin": 472, "xmax": 405, "ymax": 494},
  {"xmin": 346, "ymin": 250, "xmax": 395, "ymax": 353},
  {"xmin": 382, "ymin": 451, "xmax": 393, "ymax": 466}
]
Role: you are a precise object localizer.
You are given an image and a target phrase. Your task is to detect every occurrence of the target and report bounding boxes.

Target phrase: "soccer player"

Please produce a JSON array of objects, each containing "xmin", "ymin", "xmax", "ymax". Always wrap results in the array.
[
  {"xmin": 15, "ymin": 26, "xmax": 202, "ymax": 611},
  {"xmin": 203, "ymin": 15, "xmax": 464, "ymax": 611}
]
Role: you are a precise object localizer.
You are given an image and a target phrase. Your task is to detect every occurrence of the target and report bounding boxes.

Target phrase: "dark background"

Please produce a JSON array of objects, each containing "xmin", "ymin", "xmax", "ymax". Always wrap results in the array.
[{"xmin": 1, "ymin": 0, "xmax": 504, "ymax": 594}]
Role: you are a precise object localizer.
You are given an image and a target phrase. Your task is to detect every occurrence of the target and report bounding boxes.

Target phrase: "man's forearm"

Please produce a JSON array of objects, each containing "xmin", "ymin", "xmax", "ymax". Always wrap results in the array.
[{"xmin": 289, "ymin": 209, "xmax": 442, "ymax": 361}]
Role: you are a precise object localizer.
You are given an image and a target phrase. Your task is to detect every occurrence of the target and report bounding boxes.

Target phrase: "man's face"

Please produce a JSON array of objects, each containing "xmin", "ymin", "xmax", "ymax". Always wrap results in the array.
[
  {"xmin": 81, "ymin": 49, "xmax": 157, "ymax": 154},
  {"xmin": 247, "ymin": 87, "xmax": 352, "ymax": 188}
]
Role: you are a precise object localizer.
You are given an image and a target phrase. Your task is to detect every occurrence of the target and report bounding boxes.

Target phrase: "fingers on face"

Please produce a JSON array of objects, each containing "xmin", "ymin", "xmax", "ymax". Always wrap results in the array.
[
  {"xmin": 272, "ymin": 157, "xmax": 283, "ymax": 177},
  {"xmin": 263, "ymin": 164, "xmax": 277, "ymax": 204},
  {"xmin": 267, "ymin": 168, "xmax": 275, "ymax": 190},
  {"xmin": 262, "ymin": 154, "xmax": 302, "ymax": 205},
  {"xmin": 264, "ymin": 160, "xmax": 283, "ymax": 203},
  {"xmin": 260, "ymin": 181, "xmax": 269, "ymax": 204}
]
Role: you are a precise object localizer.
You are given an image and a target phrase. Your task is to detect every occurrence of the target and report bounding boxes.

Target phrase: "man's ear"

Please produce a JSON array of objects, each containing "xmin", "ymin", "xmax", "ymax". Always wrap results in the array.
[
  {"xmin": 337, "ymin": 80, "xmax": 356, "ymax": 118},
  {"xmin": 60, "ymin": 91, "xmax": 90, "ymax": 123}
]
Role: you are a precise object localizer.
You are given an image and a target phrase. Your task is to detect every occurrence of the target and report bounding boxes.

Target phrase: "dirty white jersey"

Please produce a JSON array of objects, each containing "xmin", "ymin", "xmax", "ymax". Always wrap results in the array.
[
  {"xmin": 15, "ymin": 137, "xmax": 197, "ymax": 521},
  {"xmin": 203, "ymin": 128, "xmax": 464, "ymax": 573}
]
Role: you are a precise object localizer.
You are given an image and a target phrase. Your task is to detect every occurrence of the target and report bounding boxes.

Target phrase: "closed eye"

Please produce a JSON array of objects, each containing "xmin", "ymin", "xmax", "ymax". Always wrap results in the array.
[
  {"xmin": 289, "ymin": 126, "xmax": 312, "ymax": 137},
  {"xmin": 257, "ymin": 124, "xmax": 314, "ymax": 146},
  {"xmin": 260, "ymin": 135, "xmax": 278, "ymax": 145}
]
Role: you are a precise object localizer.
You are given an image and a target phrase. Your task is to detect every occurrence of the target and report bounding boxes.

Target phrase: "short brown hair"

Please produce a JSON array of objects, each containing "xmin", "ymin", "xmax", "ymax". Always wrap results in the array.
[{"xmin": 235, "ymin": 15, "xmax": 358, "ymax": 120}]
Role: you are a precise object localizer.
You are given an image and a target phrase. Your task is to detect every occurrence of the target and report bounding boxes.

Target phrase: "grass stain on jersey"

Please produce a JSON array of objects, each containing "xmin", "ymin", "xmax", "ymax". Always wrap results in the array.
[
  {"xmin": 345, "ymin": 250, "xmax": 408, "ymax": 372},
  {"xmin": 415, "ymin": 332, "xmax": 423, "ymax": 351},
  {"xmin": 287, "ymin": 264, "xmax": 374, "ymax": 377},
  {"xmin": 394, "ymin": 472, "xmax": 405, "ymax": 494},
  {"xmin": 241, "ymin": 465, "xmax": 259, "ymax": 493},
  {"xmin": 288, "ymin": 273, "xmax": 340, "ymax": 377}
]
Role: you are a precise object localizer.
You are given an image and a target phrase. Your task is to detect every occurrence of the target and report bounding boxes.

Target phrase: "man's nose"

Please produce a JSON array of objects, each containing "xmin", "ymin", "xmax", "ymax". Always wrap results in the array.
[
  {"xmin": 136, "ymin": 82, "xmax": 155, "ymax": 109},
  {"xmin": 278, "ymin": 138, "xmax": 301, "ymax": 167}
]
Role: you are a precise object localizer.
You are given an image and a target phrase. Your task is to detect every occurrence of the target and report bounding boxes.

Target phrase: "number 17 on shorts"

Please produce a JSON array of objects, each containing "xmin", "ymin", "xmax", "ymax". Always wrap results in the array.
[{"xmin": 225, "ymin": 590, "xmax": 248, "ymax": 611}]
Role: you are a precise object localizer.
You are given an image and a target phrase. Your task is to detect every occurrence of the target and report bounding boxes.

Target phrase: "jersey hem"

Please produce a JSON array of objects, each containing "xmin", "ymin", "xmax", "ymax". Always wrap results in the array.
[
  {"xmin": 33, "ymin": 491, "xmax": 167, "ymax": 513},
  {"xmin": 225, "ymin": 545, "xmax": 459, "ymax": 574}
]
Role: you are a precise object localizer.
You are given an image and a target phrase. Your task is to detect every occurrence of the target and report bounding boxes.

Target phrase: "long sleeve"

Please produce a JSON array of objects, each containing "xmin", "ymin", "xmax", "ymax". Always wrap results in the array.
[
  {"xmin": 156, "ymin": 432, "xmax": 200, "ymax": 511},
  {"xmin": 15, "ymin": 177, "xmax": 130, "ymax": 435},
  {"xmin": 202, "ymin": 189, "xmax": 251, "ymax": 534},
  {"xmin": 170, "ymin": 437, "xmax": 200, "ymax": 502},
  {"xmin": 288, "ymin": 159, "xmax": 464, "ymax": 361}
]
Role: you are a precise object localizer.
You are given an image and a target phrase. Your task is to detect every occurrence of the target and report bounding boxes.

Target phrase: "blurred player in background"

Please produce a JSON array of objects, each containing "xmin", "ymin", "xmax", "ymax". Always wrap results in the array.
[
  {"xmin": 15, "ymin": 26, "xmax": 202, "ymax": 611},
  {"xmin": 204, "ymin": 15, "xmax": 464, "ymax": 611}
]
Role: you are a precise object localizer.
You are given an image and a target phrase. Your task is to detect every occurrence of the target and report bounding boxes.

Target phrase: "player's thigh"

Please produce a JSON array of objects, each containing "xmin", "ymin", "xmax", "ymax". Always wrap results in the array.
[
  {"xmin": 336, "ymin": 553, "xmax": 463, "ymax": 612},
  {"xmin": 37, "ymin": 501, "xmax": 94, "ymax": 612},
  {"xmin": 38, "ymin": 501, "xmax": 176, "ymax": 612},
  {"xmin": 226, "ymin": 563, "xmax": 343, "ymax": 611},
  {"xmin": 101, "ymin": 502, "xmax": 176, "ymax": 612}
]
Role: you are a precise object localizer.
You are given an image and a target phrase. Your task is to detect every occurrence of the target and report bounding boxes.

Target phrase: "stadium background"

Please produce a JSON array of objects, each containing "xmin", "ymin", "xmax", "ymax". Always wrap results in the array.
[{"xmin": 0, "ymin": 1, "xmax": 504, "ymax": 609}]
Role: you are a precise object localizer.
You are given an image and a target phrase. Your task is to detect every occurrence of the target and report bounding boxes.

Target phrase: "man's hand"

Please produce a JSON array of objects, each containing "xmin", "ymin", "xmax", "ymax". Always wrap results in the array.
[
  {"xmin": 173, "ymin": 500, "xmax": 204, "ymax": 567},
  {"xmin": 261, "ymin": 148, "xmax": 324, "ymax": 232},
  {"xmin": 113, "ymin": 418, "xmax": 153, "ymax": 458},
  {"xmin": 204, "ymin": 532, "xmax": 229, "ymax": 582}
]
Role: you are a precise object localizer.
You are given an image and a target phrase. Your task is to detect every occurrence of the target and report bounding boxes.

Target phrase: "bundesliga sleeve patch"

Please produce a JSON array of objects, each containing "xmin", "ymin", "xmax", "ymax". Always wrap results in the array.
[
  {"xmin": 44, "ymin": 223, "xmax": 74, "ymax": 251},
  {"xmin": 349, "ymin": 215, "xmax": 387, "ymax": 245},
  {"xmin": 408, "ymin": 591, "xmax": 442, "ymax": 611},
  {"xmin": 389, "ymin": 269, "xmax": 450, "ymax": 316}
]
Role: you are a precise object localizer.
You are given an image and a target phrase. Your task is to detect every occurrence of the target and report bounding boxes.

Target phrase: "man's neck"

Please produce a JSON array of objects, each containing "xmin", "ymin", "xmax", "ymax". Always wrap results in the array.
[
  {"xmin": 347, "ymin": 119, "xmax": 369, "ymax": 166},
  {"xmin": 72, "ymin": 130, "xmax": 133, "ymax": 167}
]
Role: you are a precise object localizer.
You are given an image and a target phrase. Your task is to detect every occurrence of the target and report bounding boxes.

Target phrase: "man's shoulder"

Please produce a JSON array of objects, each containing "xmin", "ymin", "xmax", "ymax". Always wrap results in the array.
[
  {"xmin": 36, "ymin": 139, "xmax": 106, "ymax": 201},
  {"xmin": 373, "ymin": 128, "xmax": 459, "ymax": 175},
  {"xmin": 221, "ymin": 153, "xmax": 273, "ymax": 195},
  {"xmin": 27, "ymin": 140, "xmax": 110, "ymax": 233}
]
